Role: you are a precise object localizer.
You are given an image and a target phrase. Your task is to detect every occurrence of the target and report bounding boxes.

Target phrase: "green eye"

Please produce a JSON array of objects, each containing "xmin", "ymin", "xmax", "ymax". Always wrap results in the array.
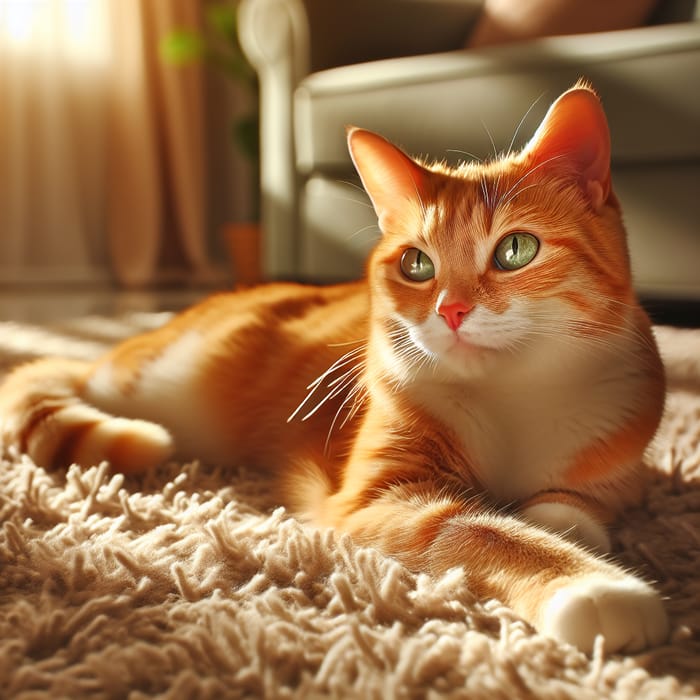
[
  {"xmin": 400, "ymin": 248, "xmax": 435, "ymax": 282},
  {"xmin": 494, "ymin": 232, "xmax": 539, "ymax": 271}
]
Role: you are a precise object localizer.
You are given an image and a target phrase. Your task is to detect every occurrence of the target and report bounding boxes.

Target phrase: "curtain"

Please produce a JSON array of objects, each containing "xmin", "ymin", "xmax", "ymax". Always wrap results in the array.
[
  {"xmin": 107, "ymin": 0, "xmax": 211, "ymax": 286},
  {"xmin": 0, "ymin": 0, "xmax": 218, "ymax": 288},
  {"xmin": 0, "ymin": 0, "xmax": 109, "ymax": 284}
]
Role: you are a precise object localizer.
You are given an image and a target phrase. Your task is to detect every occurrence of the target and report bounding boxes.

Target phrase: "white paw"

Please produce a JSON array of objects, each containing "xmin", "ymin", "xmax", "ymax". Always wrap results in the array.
[
  {"xmin": 541, "ymin": 574, "xmax": 669, "ymax": 654},
  {"xmin": 522, "ymin": 502, "xmax": 611, "ymax": 553}
]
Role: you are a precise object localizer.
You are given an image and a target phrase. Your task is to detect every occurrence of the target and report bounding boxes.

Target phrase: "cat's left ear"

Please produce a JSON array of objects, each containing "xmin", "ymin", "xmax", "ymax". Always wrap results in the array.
[
  {"xmin": 347, "ymin": 127, "xmax": 428, "ymax": 233},
  {"xmin": 523, "ymin": 84, "xmax": 612, "ymax": 212}
]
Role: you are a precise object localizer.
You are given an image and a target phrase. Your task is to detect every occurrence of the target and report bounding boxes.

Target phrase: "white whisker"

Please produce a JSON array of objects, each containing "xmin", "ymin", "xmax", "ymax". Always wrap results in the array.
[
  {"xmin": 481, "ymin": 119, "xmax": 499, "ymax": 160},
  {"xmin": 348, "ymin": 223, "xmax": 380, "ymax": 240},
  {"xmin": 301, "ymin": 368, "xmax": 363, "ymax": 422},
  {"xmin": 337, "ymin": 179, "xmax": 376, "ymax": 199},
  {"xmin": 328, "ymin": 360, "xmax": 367, "ymax": 389},
  {"xmin": 499, "ymin": 182, "xmax": 542, "ymax": 209},
  {"xmin": 496, "ymin": 154, "xmax": 567, "ymax": 209},
  {"xmin": 507, "ymin": 93, "xmax": 545, "ymax": 155},
  {"xmin": 446, "ymin": 148, "xmax": 482, "ymax": 163},
  {"xmin": 305, "ymin": 346, "xmax": 365, "ymax": 390},
  {"xmin": 480, "ymin": 178, "xmax": 491, "ymax": 209},
  {"xmin": 325, "ymin": 380, "xmax": 368, "ymax": 452},
  {"xmin": 288, "ymin": 345, "xmax": 367, "ymax": 422}
]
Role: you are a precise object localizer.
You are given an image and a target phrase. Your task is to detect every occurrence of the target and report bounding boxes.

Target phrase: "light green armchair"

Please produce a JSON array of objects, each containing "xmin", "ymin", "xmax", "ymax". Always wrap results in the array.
[{"xmin": 239, "ymin": 0, "xmax": 700, "ymax": 300}]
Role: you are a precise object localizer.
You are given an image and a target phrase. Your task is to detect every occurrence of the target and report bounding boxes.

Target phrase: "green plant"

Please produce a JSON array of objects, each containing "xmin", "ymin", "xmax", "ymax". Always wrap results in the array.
[{"xmin": 161, "ymin": 0, "xmax": 259, "ymax": 164}]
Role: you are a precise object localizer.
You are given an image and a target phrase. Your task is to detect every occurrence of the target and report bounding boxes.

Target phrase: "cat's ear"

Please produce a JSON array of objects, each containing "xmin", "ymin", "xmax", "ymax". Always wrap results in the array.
[
  {"xmin": 347, "ymin": 127, "xmax": 427, "ymax": 233},
  {"xmin": 523, "ymin": 84, "xmax": 611, "ymax": 212}
]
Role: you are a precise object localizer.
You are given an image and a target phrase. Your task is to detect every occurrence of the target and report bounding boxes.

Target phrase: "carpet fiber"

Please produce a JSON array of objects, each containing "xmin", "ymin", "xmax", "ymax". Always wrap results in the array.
[{"xmin": 0, "ymin": 314, "xmax": 699, "ymax": 698}]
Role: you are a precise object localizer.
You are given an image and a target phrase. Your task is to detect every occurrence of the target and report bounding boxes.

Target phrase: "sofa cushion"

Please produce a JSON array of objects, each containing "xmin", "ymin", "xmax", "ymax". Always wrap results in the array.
[{"xmin": 294, "ymin": 22, "xmax": 700, "ymax": 175}]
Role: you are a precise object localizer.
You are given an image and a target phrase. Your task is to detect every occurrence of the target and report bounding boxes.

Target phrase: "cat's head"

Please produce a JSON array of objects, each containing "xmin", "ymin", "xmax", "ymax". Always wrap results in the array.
[{"xmin": 348, "ymin": 83, "xmax": 636, "ymax": 381}]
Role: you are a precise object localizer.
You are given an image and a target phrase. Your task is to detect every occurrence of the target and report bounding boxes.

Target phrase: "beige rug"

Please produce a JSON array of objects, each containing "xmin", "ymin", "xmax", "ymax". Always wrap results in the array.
[{"xmin": 0, "ymin": 313, "xmax": 699, "ymax": 699}]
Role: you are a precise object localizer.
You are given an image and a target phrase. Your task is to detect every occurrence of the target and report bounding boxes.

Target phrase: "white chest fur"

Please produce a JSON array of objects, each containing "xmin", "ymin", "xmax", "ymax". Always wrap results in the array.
[{"xmin": 412, "ymin": 331, "xmax": 649, "ymax": 502}]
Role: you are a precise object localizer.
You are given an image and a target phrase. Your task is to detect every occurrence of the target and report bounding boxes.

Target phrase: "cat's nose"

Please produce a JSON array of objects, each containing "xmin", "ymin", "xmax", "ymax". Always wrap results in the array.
[{"xmin": 437, "ymin": 300, "xmax": 474, "ymax": 331}]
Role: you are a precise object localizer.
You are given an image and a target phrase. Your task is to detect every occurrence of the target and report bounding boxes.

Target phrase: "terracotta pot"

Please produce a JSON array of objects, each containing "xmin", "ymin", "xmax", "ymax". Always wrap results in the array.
[{"xmin": 222, "ymin": 222, "xmax": 262, "ymax": 287}]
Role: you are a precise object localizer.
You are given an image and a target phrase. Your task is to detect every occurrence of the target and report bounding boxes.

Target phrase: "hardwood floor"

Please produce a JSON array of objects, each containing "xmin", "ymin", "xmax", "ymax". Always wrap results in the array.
[{"xmin": 0, "ymin": 285, "xmax": 221, "ymax": 325}]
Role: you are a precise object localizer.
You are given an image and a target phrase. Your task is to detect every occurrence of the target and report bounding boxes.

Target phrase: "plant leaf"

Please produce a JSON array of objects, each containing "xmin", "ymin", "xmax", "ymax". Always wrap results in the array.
[
  {"xmin": 234, "ymin": 114, "xmax": 259, "ymax": 162},
  {"xmin": 160, "ymin": 31, "xmax": 205, "ymax": 64},
  {"xmin": 205, "ymin": 3, "xmax": 238, "ymax": 44}
]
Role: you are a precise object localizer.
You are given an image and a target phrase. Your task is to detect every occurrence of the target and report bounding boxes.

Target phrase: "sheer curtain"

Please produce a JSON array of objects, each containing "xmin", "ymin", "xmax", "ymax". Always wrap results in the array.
[{"xmin": 0, "ymin": 0, "xmax": 217, "ymax": 288}]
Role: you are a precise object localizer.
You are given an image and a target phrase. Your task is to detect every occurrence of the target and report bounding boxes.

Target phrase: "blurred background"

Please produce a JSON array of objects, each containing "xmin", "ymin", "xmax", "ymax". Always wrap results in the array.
[
  {"xmin": 1, "ymin": 0, "xmax": 698, "ymax": 324},
  {"xmin": 0, "ymin": 0, "xmax": 255, "ymax": 321}
]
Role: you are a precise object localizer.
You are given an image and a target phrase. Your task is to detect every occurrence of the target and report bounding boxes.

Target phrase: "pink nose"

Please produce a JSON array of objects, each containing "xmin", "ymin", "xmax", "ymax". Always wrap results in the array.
[{"xmin": 437, "ymin": 300, "xmax": 474, "ymax": 331}]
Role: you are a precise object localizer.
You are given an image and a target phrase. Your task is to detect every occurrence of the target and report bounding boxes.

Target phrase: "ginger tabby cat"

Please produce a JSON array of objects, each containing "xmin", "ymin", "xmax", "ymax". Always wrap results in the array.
[{"xmin": 0, "ymin": 84, "xmax": 668, "ymax": 654}]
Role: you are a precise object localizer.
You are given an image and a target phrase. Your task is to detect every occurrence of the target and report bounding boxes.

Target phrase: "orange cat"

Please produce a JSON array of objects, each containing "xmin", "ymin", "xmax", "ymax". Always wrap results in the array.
[{"xmin": 0, "ymin": 83, "xmax": 668, "ymax": 654}]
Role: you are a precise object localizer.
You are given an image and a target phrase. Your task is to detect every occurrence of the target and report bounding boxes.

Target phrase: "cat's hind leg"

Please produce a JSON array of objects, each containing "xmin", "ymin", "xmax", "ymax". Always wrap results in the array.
[{"xmin": 0, "ymin": 358, "xmax": 174, "ymax": 473}]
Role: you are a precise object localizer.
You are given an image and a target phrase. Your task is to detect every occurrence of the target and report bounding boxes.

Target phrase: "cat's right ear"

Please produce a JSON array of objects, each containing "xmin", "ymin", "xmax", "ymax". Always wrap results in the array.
[{"xmin": 347, "ymin": 127, "xmax": 427, "ymax": 233}]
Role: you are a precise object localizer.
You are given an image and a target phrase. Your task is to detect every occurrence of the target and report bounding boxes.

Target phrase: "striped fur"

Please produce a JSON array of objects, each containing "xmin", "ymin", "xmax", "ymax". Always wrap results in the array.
[{"xmin": 0, "ymin": 84, "xmax": 668, "ymax": 653}]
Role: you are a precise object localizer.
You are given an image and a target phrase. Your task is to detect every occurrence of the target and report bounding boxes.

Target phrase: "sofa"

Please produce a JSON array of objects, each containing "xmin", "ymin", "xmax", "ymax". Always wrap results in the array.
[{"xmin": 238, "ymin": 0, "xmax": 700, "ymax": 301}]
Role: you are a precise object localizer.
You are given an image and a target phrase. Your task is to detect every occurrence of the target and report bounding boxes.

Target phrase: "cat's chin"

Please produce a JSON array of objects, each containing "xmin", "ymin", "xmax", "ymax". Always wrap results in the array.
[
  {"xmin": 406, "ymin": 324, "xmax": 501, "ymax": 379},
  {"xmin": 441, "ymin": 334, "xmax": 492, "ymax": 362},
  {"xmin": 422, "ymin": 333, "xmax": 501, "ymax": 380}
]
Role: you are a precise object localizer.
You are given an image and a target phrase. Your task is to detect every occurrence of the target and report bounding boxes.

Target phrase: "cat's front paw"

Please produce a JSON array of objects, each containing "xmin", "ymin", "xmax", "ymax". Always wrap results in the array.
[{"xmin": 541, "ymin": 575, "xmax": 668, "ymax": 654}]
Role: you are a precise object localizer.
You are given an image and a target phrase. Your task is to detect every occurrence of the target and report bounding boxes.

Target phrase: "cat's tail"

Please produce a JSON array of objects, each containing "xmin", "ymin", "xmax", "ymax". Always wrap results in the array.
[
  {"xmin": 277, "ymin": 456, "xmax": 336, "ymax": 525},
  {"xmin": 0, "ymin": 358, "xmax": 174, "ymax": 473}
]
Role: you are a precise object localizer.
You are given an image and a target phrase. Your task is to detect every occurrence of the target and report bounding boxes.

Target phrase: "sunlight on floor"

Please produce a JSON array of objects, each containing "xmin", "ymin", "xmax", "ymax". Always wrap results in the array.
[{"xmin": 0, "ymin": 286, "xmax": 219, "ymax": 324}]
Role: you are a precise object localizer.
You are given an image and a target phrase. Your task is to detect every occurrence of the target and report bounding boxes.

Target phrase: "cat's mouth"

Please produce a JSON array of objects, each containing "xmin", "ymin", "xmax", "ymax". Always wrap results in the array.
[
  {"xmin": 406, "ymin": 319, "xmax": 498, "ymax": 368},
  {"xmin": 427, "ymin": 326, "xmax": 496, "ymax": 363},
  {"xmin": 448, "ymin": 331, "xmax": 491, "ymax": 355}
]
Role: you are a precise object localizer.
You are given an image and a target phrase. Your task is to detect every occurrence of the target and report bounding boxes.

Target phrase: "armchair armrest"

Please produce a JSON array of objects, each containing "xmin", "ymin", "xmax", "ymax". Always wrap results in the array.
[
  {"xmin": 238, "ymin": 0, "xmax": 483, "ymax": 278},
  {"xmin": 238, "ymin": 0, "xmax": 309, "ymax": 278}
]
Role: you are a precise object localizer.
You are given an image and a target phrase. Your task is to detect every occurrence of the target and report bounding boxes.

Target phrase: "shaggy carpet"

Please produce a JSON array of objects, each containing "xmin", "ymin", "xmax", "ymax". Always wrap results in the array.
[{"xmin": 0, "ymin": 313, "xmax": 698, "ymax": 699}]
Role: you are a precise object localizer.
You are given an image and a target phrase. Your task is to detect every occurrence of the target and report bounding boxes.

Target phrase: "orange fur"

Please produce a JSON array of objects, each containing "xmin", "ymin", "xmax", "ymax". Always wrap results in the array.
[{"xmin": 0, "ymin": 84, "xmax": 668, "ymax": 653}]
